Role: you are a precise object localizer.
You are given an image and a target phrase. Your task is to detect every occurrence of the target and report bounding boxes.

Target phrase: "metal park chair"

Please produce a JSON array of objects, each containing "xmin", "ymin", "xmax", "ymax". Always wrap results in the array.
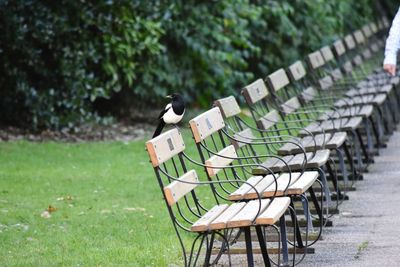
[
  {"xmin": 146, "ymin": 127, "xmax": 291, "ymax": 267},
  {"xmin": 188, "ymin": 107, "xmax": 324, "ymax": 265}
]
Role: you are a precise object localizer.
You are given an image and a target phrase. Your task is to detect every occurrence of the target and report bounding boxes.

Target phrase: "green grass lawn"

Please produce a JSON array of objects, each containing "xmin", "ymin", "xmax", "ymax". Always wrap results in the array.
[{"xmin": 0, "ymin": 129, "xmax": 200, "ymax": 266}]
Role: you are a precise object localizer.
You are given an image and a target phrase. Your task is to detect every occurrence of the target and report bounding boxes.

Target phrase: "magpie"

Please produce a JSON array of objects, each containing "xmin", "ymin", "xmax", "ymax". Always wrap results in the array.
[{"xmin": 152, "ymin": 93, "xmax": 185, "ymax": 138}]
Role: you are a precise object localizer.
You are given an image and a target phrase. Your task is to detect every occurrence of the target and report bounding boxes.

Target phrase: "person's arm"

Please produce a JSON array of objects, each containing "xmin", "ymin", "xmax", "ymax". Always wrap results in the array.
[{"xmin": 384, "ymin": 7, "xmax": 400, "ymax": 75}]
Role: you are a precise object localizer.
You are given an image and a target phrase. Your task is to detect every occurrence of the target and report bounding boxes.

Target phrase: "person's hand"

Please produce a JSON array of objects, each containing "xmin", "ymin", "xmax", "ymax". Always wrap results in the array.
[{"xmin": 383, "ymin": 64, "xmax": 396, "ymax": 76}]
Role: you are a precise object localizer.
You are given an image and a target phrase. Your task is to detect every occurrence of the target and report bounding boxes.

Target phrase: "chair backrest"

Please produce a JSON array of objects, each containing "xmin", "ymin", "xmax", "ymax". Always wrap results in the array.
[
  {"xmin": 300, "ymin": 86, "xmax": 318, "ymax": 104},
  {"xmin": 287, "ymin": 60, "xmax": 307, "ymax": 82},
  {"xmin": 145, "ymin": 128, "xmax": 207, "ymax": 233},
  {"xmin": 320, "ymin": 46, "xmax": 335, "ymax": 63},
  {"xmin": 280, "ymin": 96, "xmax": 302, "ymax": 116},
  {"xmin": 266, "ymin": 68, "xmax": 290, "ymax": 92},
  {"xmin": 147, "ymin": 128, "xmax": 186, "ymax": 167},
  {"xmin": 307, "ymin": 50, "xmax": 325, "ymax": 70},
  {"xmin": 353, "ymin": 30, "xmax": 365, "ymax": 45},
  {"xmin": 189, "ymin": 107, "xmax": 237, "ymax": 175},
  {"xmin": 318, "ymin": 75, "xmax": 334, "ymax": 91},
  {"xmin": 362, "ymin": 24, "xmax": 373, "ymax": 38},
  {"xmin": 382, "ymin": 16, "xmax": 389, "ymax": 28},
  {"xmin": 146, "ymin": 128, "xmax": 199, "ymax": 206},
  {"xmin": 333, "ymin": 39, "xmax": 346, "ymax": 57},
  {"xmin": 213, "ymin": 95, "xmax": 241, "ymax": 120},
  {"xmin": 189, "ymin": 108, "xmax": 259, "ymax": 197},
  {"xmin": 189, "ymin": 107, "xmax": 225, "ymax": 143},
  {"xmin": 370, "ymin": 22, "xmax": 378, "ymax": 34},
  {"xmin": 242, "ymin": 78, "xmax": 269, "ymax": 105},
  {"xmin": 344, "ymin": 34, "xmax": 356, "ymax": 50}
]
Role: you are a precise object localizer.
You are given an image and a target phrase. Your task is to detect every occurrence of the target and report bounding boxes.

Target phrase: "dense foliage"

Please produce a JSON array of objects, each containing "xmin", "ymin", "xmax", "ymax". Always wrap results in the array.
[{"xmin": 0, "ymin": 0, "xmax": 395, "ymax": 129}]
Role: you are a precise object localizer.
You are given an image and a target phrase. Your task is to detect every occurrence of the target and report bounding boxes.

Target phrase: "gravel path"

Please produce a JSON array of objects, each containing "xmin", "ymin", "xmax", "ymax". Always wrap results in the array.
[{"xmin": 301, "ymin": 130, "xmax": 400, "ymax": 266}]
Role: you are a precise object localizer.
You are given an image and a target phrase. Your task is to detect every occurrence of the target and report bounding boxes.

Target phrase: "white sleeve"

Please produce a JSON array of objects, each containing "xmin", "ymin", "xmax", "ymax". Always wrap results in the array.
[{"xmin": 384, "ymin": 7, "xmax": 400, "ymax": 65}]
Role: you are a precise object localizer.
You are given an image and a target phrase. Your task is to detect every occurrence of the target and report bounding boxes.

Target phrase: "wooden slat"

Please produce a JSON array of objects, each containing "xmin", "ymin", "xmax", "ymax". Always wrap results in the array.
[
  {"xmin": 353, "ymin": 55, "xmax": 363, "ymax": 66},
  {"xmin": 353, "ymin": 30, "xmax": 365, "ymax": 44},
  {"xmin": 373, "ymin": 94, "xmax": 386, "ymax": 105},
  {"xmin": 256, "ymin": 197, "xmax": 290, "ymax": 225},
  {"xmin": 205, "ymin": 145, "xmax": 237, "ymax": 177},
  {"xmin": 307, "ymin": 51, "xmax": 325, "ymax": 69},
  {"xmin": 300, "ymin": 86, "xmax": 317, "ymax": 103},
  {"xmin": 231, "ymin": 128, "xmax": 256, "ymax": 149},
  {"xmin": 319, "ymin": 75, "xmax": 334, "ymax": 90},
  {"xmin": 242, "ymin": 79, "xmax": 268, "ymax": 105},
  {"xmin": 379, "ymin": 19, "xmax": 385, "ymax": 30},
  {"xmin": 254, "ymin": 155, "xmax": 294, "ymax": 174},
  {"xmin": 287, "ymin": 171, "xmax": 318, "ymax": 195},
  {"xmin": 256, "ymin": 109, "xmax": 280, "ymax": 130},
  {"xmin": 189, "ymin": 107, "xmax": 225, "ymax": 143},
  {"xmin": 302, "ymin": 133, "xmax": 330, "ymax": 150},
  {"xmin": 333, "ymin": 40, "xmax": 346, "ymax": 57},
  {"xmin": 383, "ymin": 17, "xmax": 389, "ymax": 28},
  {"xmin": 281, "ymin": 97, "xmax": 301, "ymax": 115},
  {"xmin": 164, "ymin": 170, "xmax": 199, "ymax": 206},
  {"xmin": 331, "ymin": 68, "xmax": 343, "ymax": 81},
  {"xmin": 146, "ymin": 128, "xmax": 185, "ymax": 167},
  {"xmin": 362, "ymin": 24, "xmax": 372, "ymax": 37},
  {"xmin": 307, "ymin": 149, "xmax": 330, "ymax": 168},
  {"xmin": 344, "ymin": 34, "xmax": 356, "ymax": 50},
  {"xmin": 277, "ymin": 137, "xmax": 305, "ymax": 156},
  {"xmin": 370, "ymin": 43, "xmax": 379, "ymax": 53},
  {"xmin": 209, "ymin": 202, "xmax": 246, "ymax": 230},
  {"xmin": 214, "ymin": 96, "xmax": 241, "ymax": 119},
  {"xmin": 228, "ymin": 176, "xmax": 264, "ymax": 201},
  {"xmin": 267, "ymin": 68, "xmax": 290, "ymax": 92},
  {"xmin": 243, "ymin": 174, "xmax": 277, "ymax": 199},
  {"xmin": 226, "ymin": 199, "xmax": 270, "ymax": 228},
  {"xmin": 262, "ymin": 173, "xmax": 301, "ymax": 197},
  {"xmin": 288, "ymin": 60, "xmax": 306, "ymax": 81},
  {"xmin": 325, "ymin": 132, "xmax": 347, "ymax": 149},
  {"xmin": 370, "ymin": 22, "xmax": 378, "ymax": 33},
  {"xmin": 191, "ymin": 204, "xmax": 229, "ymax": 232},
  {"xmin": 320, "ymin": 46, "xmax": 334, "ymax": 62},
  {"xmin": 362, "ymin": 48, "xmax": 372, "ymax": 59},
  {"xmin": 343, "ymin": 61, "xmax": 353, "ymax": 73}
]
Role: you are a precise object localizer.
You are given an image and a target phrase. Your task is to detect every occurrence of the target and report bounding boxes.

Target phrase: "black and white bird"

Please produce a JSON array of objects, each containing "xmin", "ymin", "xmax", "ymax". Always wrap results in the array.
[{"xmin": 152, "ymin": 93, "xmax": 185, "ymax": 138}]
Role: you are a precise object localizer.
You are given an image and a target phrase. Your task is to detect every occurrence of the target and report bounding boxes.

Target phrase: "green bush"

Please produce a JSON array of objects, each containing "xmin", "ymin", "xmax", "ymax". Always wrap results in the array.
[{"xmin": 0, "ymin": 0, "xmax": 394, "ymax": 129}]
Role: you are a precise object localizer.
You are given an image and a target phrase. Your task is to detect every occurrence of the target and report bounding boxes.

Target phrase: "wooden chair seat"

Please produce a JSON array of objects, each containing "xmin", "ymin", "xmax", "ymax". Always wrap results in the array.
[
  {"xmin": 191, "ymin": 197, "xmax": 291, "ymax": 232},
  {"xmin": 319, "ymin": 105, "xmax": 373, "ymax": 120},
  {"xmin": 334, "ymin": 93, "xmax": 387, "ymax": 107},
  {"xmin": 228, "ymin": 171, "xmax": 318, "ymax": 201},
  {"xmin": 277, "ymin": 132, "xmax": 347, "ymax": 155},
  {"xmin": 254, "ymin": 149, "xmax": 330, "ymax": 175},
  {"xmin": 299, "ymin": 117, "xmax": 363, "ymax": 136},
  {"xmin": 334, "ymin": 95, "xmax": 375, "ymax": 108}
]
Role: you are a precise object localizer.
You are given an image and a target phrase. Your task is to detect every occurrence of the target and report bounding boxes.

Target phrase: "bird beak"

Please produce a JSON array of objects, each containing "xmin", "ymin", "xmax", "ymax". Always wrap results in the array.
[{"xmin": 166, "ymin": 95, "xmax": 172, "ymax": 99}]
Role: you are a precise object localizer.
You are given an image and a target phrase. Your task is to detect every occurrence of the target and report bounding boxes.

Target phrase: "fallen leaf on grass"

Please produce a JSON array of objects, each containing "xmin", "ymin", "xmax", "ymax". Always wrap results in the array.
[
  {"xmin": 100, "ymin": 209, "xmax": 111, "ymax": 214},
  {"xmin": 57, "ymin": 195, "xmax": 74, "ymax": 201},
  {"xmin": 46, "ymin": 205, "xmax": 57, "ymax": 213},
  {"xmin": 123, "ymin": 207, "xmax": 146, "ymax": 212},
  {"xmin": 123, "ymin": 207, "xmax": 137, "ymax": 212},
  {"xmin": 41, "ymin": 211, "xmax": 51, "ymax": 218}
]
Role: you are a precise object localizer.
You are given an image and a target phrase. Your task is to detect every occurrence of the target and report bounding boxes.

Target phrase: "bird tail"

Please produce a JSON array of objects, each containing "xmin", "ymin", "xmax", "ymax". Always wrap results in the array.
[{"xmin": 152, "ymin": 120, "xmax": 166, "ymax": 138}]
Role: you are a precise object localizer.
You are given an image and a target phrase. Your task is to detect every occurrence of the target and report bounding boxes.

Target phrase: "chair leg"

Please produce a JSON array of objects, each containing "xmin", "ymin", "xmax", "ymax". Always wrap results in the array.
[
  {"xmin": 289, "ymin": 198, "xmax": 304, "ymax": 248},
  {"xmin": 355, "ymin": 128, "xmax": 371, "ymax": 164},
  {"xmin": 244, "ymin": 227, "xmax": 254, "ymax": 267},
  {"xmin": 279, "ymin": 216, "xmax": 290, "ymax": 266},
  {"xmin": 308, "ymin": 186, "xmax": 323, "ymax": 223},
  {"xmin": 255, "ymin": 226, "xmax": 272, "ymax": 267},
  {"xmin": 203, "ymin": 232, "xmax": 215, "ymax": 267},
  {"xmin": 326, "ymin": 161, "xmax": 342, "ymax": 198}
]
